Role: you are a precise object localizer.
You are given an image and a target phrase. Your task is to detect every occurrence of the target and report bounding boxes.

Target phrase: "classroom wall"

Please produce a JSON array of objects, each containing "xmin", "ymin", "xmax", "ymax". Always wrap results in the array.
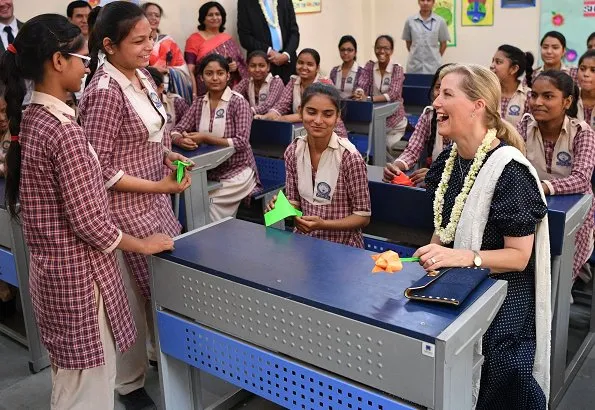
[{"xmin": 15, "ymin": 0, "xmax": 542, "ymax": 74}]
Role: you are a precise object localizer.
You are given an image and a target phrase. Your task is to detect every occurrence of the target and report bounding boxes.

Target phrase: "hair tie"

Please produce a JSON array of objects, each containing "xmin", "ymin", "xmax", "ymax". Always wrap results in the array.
[
  {"xmin": 10, "ymin": 135, "xmax": 19, "ymax": 142},
  {"xmin": 7, "ymin": 44, "xmax": 17, "ymax": 54}
]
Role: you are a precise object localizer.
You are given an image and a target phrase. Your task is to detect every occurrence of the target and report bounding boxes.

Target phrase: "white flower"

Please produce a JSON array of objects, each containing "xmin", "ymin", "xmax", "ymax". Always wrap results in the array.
[{"xmin": 433, "ymin": 129, "xmax": 497, "ymax": 244}]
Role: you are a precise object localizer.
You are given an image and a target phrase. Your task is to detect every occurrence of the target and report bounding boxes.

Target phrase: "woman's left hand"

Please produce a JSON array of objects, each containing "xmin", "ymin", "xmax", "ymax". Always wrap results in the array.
[
  {"xmin": 228, "ymin": 61, "xmax": 238, "ymax": 72},
  {"xmin": 295, "ymin": 215, "xmax": 325, "ymax": 233},
  {"xmin": 413, "ymin": 244, "xmax": 473, "ymax": 271},
  {"xmin": 164, "ymin": 151, "xmax": 195, "ymax": 171}
]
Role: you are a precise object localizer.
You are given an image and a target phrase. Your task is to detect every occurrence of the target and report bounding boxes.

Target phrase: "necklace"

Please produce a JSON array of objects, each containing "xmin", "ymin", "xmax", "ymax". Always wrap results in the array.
[
  {"xmin": 457, "ymin": 156, "xmax": 470, "ymax": 177},
  {"xmin": 258, "ymin": 0, "xmax": 279, "ymax": 28},
  {"xmin": 433, "ymin": 129, "xmax": 497, "ymax": 244}
]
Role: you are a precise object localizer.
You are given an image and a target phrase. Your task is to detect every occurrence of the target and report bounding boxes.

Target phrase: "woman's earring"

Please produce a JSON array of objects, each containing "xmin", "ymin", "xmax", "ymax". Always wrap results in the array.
[{"xmin": 471, "ymin": 111, "xmax": 476, "ymax": 118}]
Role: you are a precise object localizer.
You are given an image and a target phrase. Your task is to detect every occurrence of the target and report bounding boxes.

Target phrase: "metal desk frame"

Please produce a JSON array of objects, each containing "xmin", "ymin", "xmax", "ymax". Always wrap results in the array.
[
  {"xmin": 0, "ymin": 207, "xmax": 49, "ymax": 373},
  {"xmin": 150, "ymin": 219, "xmax": 507, "ymax": 410}
]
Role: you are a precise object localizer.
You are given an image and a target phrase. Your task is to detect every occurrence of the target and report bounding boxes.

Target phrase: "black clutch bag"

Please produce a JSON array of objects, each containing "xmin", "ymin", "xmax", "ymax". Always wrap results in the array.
[{"xmin": 404, "ymin": 267, "xmax": 490, "ymax": 306}]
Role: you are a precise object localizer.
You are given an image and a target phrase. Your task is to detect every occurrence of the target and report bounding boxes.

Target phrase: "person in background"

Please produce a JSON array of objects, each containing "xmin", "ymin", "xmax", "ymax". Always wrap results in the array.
[
  {"xmin": 383, "ymin": 63, "xmax": 452, "ymax": 185},
  {"xmin": 266, "ymin": 83, "xmax": 371, "ymax": 247},
  {"xmin": 184, "ymin": 1, "xmax": 247, "ymax": 98},
  {"xmin": 80, "ymin": 3, "xmax": 192, "ymax": 408},
  {"xmin": 517, "ymin": 70, "xmax": 595, "ymax": 285},
  {"xmin": 354, "ymin": 35, "xmax": 407, "ymax": 162},
  {"xmin": 0, "ymin": 14, "xmax": 174, "ymax": 409},
  {"xmin": 171, "ymin": 54, "xmax": 260, "ymax": 222},
  {"xmin": 490, "ymin": 44, "xmax": 534, "ymax": 127},
  {"xmin": 534, "ymin": 31, "xmax": 578, "ymax": 83},
  {"xmin": 237, "ymin": 0, "xmax": 300, "ymax": 84},
  {"xmin": 67, "ymin": 1, "xmax": 91, "ymax": 41},
  {"xmin": 0, "ymin": 0, "xmax": 23, "ymax": 54},
  {"xmin": 329, "ymin": 35, "xmax": 368, "ymax": 99},
  {"xmin": 233, "ymin": 50, "xmax": 284, "ymax": 116},
  {"xmin": 141, "ymin": 2, "xmax": 192, "ymax": 102},
  {"xmin": 577, "ymin": 50, "xmax": 595, "ymax": 130},
  {"xmin": 145, "ymin": 65, "xmax": 190, "ymax": 149},
  {"xmin": 587, "ymin": 32, "xmax": 595, "ymax": 51},
  {"xmin": 257, "ymin": 48, "xmax": 348, "ymax": 138}
]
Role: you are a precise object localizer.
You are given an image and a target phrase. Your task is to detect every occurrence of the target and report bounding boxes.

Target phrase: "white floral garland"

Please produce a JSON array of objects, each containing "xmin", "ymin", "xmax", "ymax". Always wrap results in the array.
[
  {"xmin": 258, "ymin": 0, "xmax": 279, "ymax": 28},
  {"xmin": 433, "ymin": 129, "xmax": 498, "ymax": 244}
]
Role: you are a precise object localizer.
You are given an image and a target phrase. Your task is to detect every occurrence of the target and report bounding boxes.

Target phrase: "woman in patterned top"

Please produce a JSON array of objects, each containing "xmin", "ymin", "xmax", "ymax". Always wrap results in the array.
[
  {"xmin": 517, "ymin": 70, "xmax": 595, "ymax": 284},
  {"xmin": 383, "ymin": 63, "xmax": 452, "ymax": 185},
  {"xmin": 266, "ymin": 83, "xmax": 371, "ymax": 248},
  {"xmin": 257, "ymin": 48, "xmax": 348, "ymax": 138},
  {"xmin": 490, "ymin": 44, "xmax": 533, "ymax": 127},
  {"xmin": 233, "ymin": 50, "xmax": 284, "ymax": 116},
  {"xmin": 329, "ymin": 35, "xmax": 368, "ymax": 99},
  {"xmin": 171, "ymin": 53, "xmax": 260, "ymax": 222},
  {"xmin": 79, "ymin": 2, "xmax": 192, "ymax": 407},
  {"xmin": 0, "ymin": 14, "xmax": 174, "ymax": 408},
  {"xmin": 577, "ymin": 50, "xmax": 595, "ymax": 130},
  {"xmin": 354, "ymin": 35, "xmax": 407, "ymax": 162},
  {"xmin": 532, "ymin": 31, "xmax": 578, "ymax": 84}
]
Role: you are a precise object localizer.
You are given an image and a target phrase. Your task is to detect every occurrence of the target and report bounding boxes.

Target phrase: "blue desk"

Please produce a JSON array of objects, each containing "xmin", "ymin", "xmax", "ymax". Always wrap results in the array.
[
  {"xmin": 250, "ymin": 119, "xmax": 293, "ymax": 159},
  {"xmin": 403, "ymin": 73, "xmax": 432, "ymax": 114},
  {"xmin": 366, "ymin": 165, "xmax": 594, "ymax": 407},
  {"xmin": 150, "ymin": 218, "xmax": 506, "ymax": 409},
  {"xmin": 342, "ymin": 101, "xmax": 398, "ymax": 165},
  {"xmin": 173, "ymin": 145, "xmax": 234, "ymax": 231},
  {"xmin": 0, "ymin": 179, "xmax": 49, "ymax": 373}
]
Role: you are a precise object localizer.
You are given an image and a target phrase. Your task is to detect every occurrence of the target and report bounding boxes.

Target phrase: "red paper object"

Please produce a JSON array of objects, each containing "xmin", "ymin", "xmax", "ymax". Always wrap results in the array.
[{"xmin": 391, "ymin": 173, "xmax": 414, "ymax": 186}]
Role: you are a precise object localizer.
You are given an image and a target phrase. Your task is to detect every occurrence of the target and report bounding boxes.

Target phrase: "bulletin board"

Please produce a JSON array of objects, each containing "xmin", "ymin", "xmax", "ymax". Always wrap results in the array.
[
  {"xmin": 292, "ymin": 0, "xmax": 322, "ymax": 14},
  {"xmin": 434, "ymin": 0, "xmax": 457, "ymax": 47},
  {"xmin": 540, "ymin": 0, "xmax": 594, "ymax": 66}
]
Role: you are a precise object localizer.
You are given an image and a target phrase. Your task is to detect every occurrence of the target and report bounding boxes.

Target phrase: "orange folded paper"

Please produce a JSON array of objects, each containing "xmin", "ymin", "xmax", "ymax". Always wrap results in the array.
[
  {"xmin": 391, "ymin": 173, "xmax": 414, "ymax": 186},
  {"xmin": 371, "ymin": 250, "xmax": 403, "ymax": 273}
]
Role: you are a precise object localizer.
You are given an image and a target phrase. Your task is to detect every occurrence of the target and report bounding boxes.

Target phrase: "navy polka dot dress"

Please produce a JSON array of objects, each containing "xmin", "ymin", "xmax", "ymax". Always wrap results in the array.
[{"xmin": 425, "ymin": 143, "xmax": 548, "ymax": 410}]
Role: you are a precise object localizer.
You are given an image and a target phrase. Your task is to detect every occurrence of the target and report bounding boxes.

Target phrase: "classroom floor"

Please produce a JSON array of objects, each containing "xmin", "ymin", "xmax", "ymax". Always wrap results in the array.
[{"xmin": 0, "ymin": 328, "xmax": 594, "ymax": 410}]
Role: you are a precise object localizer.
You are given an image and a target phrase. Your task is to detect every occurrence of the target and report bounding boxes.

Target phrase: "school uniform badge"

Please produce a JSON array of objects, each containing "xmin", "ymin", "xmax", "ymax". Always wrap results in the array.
[
  {"xmin": 383, "ymin": 77, "xmax": 391, "ymax": 86},
  {"xmin": 215, "ymin": 108, "xmax": 225, "ymax": 119},
  {"xmin": 149, "ymin": 92, "xmax": 163, "ymax": 109},
  {"xmin": 556, "ymin": 152, "xmax": 572, "ymax": 167},
  {"xmin": 346, "ymin": 77, "xmax": 353, "ymax": 84},
  {"xmin": 316, "ymin": 182, "xmax": 331, "ymax": 200},
  {"xmin": 508, "ymin": 105, "xmax": 521, "ymax": 116},
  {"xmin": 259, "ymin": 93, "xmax": 268, "ymax": 101}
]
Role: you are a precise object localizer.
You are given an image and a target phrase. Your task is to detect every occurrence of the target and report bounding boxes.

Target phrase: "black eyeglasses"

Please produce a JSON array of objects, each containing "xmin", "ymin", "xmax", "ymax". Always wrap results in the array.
[{"xmin": 68, "ymin": 53, "xmax": 91, "ymax": 68}]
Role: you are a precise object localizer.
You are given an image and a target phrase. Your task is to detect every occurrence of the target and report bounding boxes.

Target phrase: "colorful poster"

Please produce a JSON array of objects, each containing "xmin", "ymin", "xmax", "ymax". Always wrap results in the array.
[
  {"xmin": 292, "ymin": 0, "xmax": 322, "ymax": 14},
  {"xmin": 541, "ymin": 0, "xmax": 593, "ymax": 66},
  {"xmin": 462, "ymin": 0, "xmax": 495, "ymax": 26},
  {"xmin": 585, "ymin": 1, "xmax": 595, "ymax": 17},
  {"xmin": 434, "ymin": 0, "xmax": 457, "ymax": 47}
]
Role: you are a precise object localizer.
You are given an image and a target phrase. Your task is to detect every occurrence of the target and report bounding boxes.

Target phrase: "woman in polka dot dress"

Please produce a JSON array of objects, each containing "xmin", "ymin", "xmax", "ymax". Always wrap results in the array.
[{"xmin": 414, "ymin": 64, "xmax": 550, "ymax": 409}]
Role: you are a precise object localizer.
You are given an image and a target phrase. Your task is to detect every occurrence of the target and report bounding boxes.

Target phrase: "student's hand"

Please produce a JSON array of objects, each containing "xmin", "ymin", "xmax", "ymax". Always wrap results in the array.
[
  {"xmin": 173, "ymin": 137, "xmax": 198, "ymax": 150},
  {"xmin": 140, "ymin": 233, "xmax": 175, "ymax": 255},
  {"xmin": 410, "ymin": 168, "xmax": 429, "ymax": 185},
  {"xmin": 295, "ymin": 215, "xmax": 325, "ymax": 233},
  {"xmin": 383, "ymin": 162, "xmax": 402, "ymax": 182},
  {"xmin": 229, "ymin": 60, "xmax": 238, "ymax": 72},
  {"xmin": 164, "ymin": 151, "xmax": 195, "ymax": 171},
  {"xmin": 265, "ymin": 195, "xmax": 277, "ymax": 212},
  {"xmin": 183, "ymin": 131, "xmax": 205, "ymax": 144},
  {"xmin": 352, "ymin": 89, "xmax": 366, "ymax": 101},
  {"xmin": 158, "ymin": 171, "xmax": 191, "ymax": 194},
  {"xmin": 260, "ymin": 112, "xmax": 281, "ymax": 121},
  {"xmin": 541, "ymin": 182, "xmax": 551, "ymax": 195}
]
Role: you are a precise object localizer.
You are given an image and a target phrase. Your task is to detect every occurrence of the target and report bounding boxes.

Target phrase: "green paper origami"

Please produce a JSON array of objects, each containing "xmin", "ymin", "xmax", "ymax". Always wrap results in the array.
[
  {"xmin": 400, "ymin": 257, "xmax": 420, "ymax": 263},
  {"xmin": 264, "ymin": 191, "xmax": 302, "ymax": 227},
  {"xmin": 173, "ymin": 160, "xmax": 191, "ymax": 183}
]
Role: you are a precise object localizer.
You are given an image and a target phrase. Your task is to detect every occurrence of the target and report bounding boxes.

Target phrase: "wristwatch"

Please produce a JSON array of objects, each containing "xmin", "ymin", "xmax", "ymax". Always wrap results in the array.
[{"xmin": 472, "ymin": 250, "xmax": 482, "ymax": 267}]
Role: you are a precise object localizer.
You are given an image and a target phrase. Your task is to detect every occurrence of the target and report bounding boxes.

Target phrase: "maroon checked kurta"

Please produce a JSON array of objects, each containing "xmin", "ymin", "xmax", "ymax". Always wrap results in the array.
[
  {"xmin": 79, "ymin": 65, "xmax": 181, "ymax": 301},
  {"xmin": 20, "ymin": 92, "xmax": 136, "ymax": 369}
]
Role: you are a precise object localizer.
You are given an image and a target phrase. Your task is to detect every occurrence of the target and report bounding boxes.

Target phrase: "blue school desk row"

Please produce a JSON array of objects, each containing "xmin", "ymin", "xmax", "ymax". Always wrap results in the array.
[
  {"xmin": 0, "ymin": 179, "xmax": 49, "ymax": 373},
  {"xmin": 150, "ymin": 217, "xmax": 507, "ymax": 410}
]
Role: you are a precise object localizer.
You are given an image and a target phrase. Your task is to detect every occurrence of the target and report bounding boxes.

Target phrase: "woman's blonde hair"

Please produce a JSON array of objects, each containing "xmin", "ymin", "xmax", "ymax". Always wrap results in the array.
[{"xmin": 439, "ymin": 64, "xmax": 526, "ymax": 154}]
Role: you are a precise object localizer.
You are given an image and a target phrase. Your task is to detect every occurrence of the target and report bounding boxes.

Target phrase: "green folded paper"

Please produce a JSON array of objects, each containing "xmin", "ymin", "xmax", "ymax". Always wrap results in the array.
[
  {"xmin": 401, "ymin": 257, "xmax": 420, "ymax": 262},
  {"xmin": 173, "ymin": 160, "xmax": 191, "ymax": 183},
  {"xmin": 264, "ymin": 191, "xmax": 302, "ymax": 227}
]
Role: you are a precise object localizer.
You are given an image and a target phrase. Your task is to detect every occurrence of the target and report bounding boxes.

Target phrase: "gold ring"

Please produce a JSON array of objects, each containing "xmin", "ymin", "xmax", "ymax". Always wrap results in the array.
[{"xmin": 430, "ymin": 257, "xmax": 437, "ymax": 264}]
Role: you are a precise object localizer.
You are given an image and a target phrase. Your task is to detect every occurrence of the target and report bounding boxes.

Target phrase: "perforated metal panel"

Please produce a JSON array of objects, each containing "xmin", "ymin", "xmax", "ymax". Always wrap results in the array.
[
  {"xmin": 152, "ymin": 259, "xmax": 435, "ymax": 408},
  {"xmin": 158, "ymin": 311, "xmax": 418, "ymax": 410}
]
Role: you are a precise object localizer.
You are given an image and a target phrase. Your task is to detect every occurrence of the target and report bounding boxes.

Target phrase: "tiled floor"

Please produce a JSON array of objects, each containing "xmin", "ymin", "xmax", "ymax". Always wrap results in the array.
[{"xmin": 1, "ymin": 329, "xmax": 594, "ymax": 409}]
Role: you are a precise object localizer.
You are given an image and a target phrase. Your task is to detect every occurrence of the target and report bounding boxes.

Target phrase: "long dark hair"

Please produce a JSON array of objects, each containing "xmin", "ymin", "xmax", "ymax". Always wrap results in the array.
[
  {"xmin": 87, "ymin": 1, "xmax": 145, "ymax": 82},
  {"xmin": 0, "ymin": 14, "xmax": 83, "ymax": 217},
  {"xmin": 534, "ymin": 70, "xmax": 580, "ymax": 118},
  {"xmin": 498, "ymin": 44, "xmax": 535, "ymax": 87},
  {"xmin": 426, "ymin": 64, "xmax": 452, "ymax": 165},
  {"xmin": 197, "ymin": 2, "xmax": 226, "ymax": 32}
]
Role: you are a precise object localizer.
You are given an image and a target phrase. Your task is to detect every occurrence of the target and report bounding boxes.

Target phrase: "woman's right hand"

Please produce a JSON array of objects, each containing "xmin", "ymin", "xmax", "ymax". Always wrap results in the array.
[
  {"xmin": 265, "ymin": 195, "xmax": 277, "ymax": 212},
  {"xmin": 140, "ymin": 233, "xmax": 175, "ymax": 255},
  {"xmin": 382, "ymin": 162, "xmax": 402, "ymax": 182},
  {"xmin": 158, "ymin": 171, "xmax": 191, "ymax": 194}
]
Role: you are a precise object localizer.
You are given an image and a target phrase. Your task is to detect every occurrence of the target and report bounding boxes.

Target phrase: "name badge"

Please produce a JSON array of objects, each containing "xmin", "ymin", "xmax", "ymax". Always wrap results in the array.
[{"xmin": 315, "ymin": 182, "xmax": 331, "ymax": 200}]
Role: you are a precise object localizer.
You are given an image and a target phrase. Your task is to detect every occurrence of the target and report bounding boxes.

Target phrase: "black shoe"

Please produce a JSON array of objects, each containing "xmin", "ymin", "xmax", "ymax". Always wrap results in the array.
[
  {"xmin": 119, "ymin": 387, "xmax": 156, "ymax": 410},
  {"xmin": 149, "ymin": 359, "xmax": 158, "ymax": 369}
]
